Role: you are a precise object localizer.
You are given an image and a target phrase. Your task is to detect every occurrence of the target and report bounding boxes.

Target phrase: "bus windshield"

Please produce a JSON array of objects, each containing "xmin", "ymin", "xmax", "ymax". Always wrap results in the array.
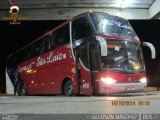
[
  {"xmin": 101, "ymin": 40, "xmax": 145, "ymax": 73},
  {"xmin": 91, "ymin": 13, "xmax": 139, "ymax": 40}
]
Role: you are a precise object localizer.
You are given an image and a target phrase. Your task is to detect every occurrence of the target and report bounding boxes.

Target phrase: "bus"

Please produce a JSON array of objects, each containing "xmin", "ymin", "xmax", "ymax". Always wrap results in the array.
[{"xmin": 7, "ymin": 12, "xmax": 156, "ymax": 96}]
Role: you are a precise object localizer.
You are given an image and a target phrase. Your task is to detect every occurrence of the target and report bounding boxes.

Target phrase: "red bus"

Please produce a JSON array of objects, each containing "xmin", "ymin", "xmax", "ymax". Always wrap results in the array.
[{"xmin": 7, "ymin": 12, "xmax": 156, "ymax": 96}]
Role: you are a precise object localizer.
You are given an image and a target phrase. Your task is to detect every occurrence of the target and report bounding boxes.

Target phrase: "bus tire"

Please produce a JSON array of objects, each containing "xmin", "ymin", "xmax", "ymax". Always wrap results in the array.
[
  {"xmin": 63, "ymin": 80, "xmax": 74, "ymax": 96},
  {"xmin": 14, "ymin": 84, "xmax": 21, "ymax": 96},
  {"xmin": 20, "ymin": 85, "xmax": 28, "ymax": 96}
]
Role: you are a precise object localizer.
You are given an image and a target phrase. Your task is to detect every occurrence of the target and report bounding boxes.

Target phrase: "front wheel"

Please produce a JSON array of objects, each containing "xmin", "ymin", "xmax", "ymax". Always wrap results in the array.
[{"xmin": 63, "ymin": 80, "xmax": 74, "ymax": 96}]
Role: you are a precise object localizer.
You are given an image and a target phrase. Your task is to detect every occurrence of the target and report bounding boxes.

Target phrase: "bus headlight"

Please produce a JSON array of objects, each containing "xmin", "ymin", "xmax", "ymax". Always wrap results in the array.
[
  {"xmin": 101, "ymin": 77, "xmax": 117, "ymax": 84},
  {"xmin": 139, "ymin": 78, "xmax": 147, "ymax": 83}
]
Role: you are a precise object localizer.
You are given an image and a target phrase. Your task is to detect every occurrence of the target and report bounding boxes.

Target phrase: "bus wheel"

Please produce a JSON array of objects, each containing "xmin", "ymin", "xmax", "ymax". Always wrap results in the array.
[
  {"xmin": 64, "ymin": 80, "xmax": 74, "ymax": 96},
  {"xmin": 14, "ymin": 84, "xmax": 21, "ymax": 96},
  {"xmin": 20, "ymin": 85, "xmax": 27, "ymax": 96}
]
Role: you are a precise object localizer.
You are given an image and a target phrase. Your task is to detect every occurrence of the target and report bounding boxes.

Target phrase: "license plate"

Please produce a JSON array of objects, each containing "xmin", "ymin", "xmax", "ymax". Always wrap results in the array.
[{"xmin": 127, "ymin": 87, "xmax": 134, "ymax": 91}]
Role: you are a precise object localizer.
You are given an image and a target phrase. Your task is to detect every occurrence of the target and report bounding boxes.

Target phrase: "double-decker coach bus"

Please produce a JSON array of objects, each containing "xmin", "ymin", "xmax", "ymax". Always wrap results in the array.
[{"xmin": 7, "ymin": 12, "xmax": 156, "ymax": 96}]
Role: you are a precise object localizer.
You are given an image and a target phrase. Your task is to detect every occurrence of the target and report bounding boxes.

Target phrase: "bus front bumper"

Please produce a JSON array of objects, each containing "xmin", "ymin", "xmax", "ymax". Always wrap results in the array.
[{"xmin": 99, "ymin": 82, "xmax": 147, "ymax": 95}]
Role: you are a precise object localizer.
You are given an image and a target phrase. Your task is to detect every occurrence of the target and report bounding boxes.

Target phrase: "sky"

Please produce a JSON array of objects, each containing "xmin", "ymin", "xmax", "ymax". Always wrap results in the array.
[{"xmin": 0, "ymin": 20, "xmax": 160, "ymax": 92}]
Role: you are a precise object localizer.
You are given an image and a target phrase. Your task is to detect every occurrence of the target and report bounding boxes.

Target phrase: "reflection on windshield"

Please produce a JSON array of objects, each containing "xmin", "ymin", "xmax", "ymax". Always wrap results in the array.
[
  {"xmin": 101, "ymin": 40, "xmax": 145, "ymax": 73},
  {"xmin": 91, "ymin": 13, "xmax": 139, "ymax": 40}
]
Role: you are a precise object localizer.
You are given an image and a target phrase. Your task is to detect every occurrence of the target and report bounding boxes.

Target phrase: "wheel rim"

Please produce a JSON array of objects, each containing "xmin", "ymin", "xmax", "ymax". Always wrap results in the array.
[
  {"xmin": 21, "ymin": 88, "xmax": 25, "ymax": 96},
  {"xmin": 15, "ymin": 90, "xmax": 18, "ymax": 96},
  {"xmin": 15, "ymin": 85, "xmax": 20, "ymax": 96},
  {"xmin": 21, "ymin": 86, "xmax": 26, "ymax": 96},
  {"xmin": 67, "ymin": 85, "xmax": 73, "ymax": 96},
  {"xmin": 64, "ymin": 81, "xmax": 74, "ymax": 96}
]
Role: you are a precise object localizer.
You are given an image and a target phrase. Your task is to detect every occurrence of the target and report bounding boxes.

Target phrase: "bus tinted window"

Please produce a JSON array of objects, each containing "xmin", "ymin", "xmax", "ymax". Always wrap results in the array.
[
  {"xmin": 80, "ymin": 42, "xmax": 89, "ymax": 69},
  {"xmin": 54, "ymin": 24, "xmax": 70, "ymax": 47},
  {"xmin": 46, "ymin": 33, "xmax": 56, "ymax": 50},
  {"xmin": 31, "ymin": 41, "xmax": 41, "ymax": 57},
  {"xmin": 24, "ymin": 47, "xmax": 31, "ymax": 60},
  {"xmin": 72, "ymin": 17, "xmax": 92, "ymax": 40}
]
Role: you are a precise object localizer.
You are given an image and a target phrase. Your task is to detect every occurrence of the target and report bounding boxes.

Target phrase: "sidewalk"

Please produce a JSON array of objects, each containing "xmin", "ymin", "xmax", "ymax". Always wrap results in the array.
[{"xmin": 145, "ymin": 87, "xmax": 160, "ymax": 91}]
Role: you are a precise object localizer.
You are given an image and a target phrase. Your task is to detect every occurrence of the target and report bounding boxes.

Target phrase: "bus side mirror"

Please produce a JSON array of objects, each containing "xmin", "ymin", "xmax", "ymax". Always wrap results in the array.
[
  {"xmin": 96, "ymin": 36, "xmax": 107, "ymax": 56},
  {"xmin": 143, "ymin": 42, "xmax": 156, "ymax": 59}
]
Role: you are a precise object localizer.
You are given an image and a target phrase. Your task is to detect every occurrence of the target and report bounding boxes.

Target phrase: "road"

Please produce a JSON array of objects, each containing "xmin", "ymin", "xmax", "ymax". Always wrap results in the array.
[{"xmin": 0, "ymin": 91, "xmax": 160, "ymax": 114}]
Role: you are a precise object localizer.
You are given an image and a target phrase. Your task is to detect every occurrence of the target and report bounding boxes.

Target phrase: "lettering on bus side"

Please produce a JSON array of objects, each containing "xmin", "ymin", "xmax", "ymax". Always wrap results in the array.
[
  {"xmin": 46, "ymin": 52, "xmax": 66, "ymax": 63},
  {"xmin": 36, "ymin": 57, "xmax": 46, "ymax": 66},
  {"xmin": 36, "ymin": 52, "xmax": 66, "ymax": 66},
  {"xmin": 18, "ymin": 52, "xmax": 67, "ymax": 73},
  {"xmin": 18, "ymin": 62, "xmax": 35, "ymax": 73}
]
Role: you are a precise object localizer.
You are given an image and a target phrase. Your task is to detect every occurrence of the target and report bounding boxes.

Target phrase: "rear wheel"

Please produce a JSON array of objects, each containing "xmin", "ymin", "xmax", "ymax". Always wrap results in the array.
[
  {"xmin": 20, "ymin": 85, "xmax": 28, "ymax": 96},
  {"xmin": 63, "ymin": 80, "xmax": 74, "ymax": 96},
  {"xmin": 14, "ymin": 84, "xmax": 21, "ymax": 96}
]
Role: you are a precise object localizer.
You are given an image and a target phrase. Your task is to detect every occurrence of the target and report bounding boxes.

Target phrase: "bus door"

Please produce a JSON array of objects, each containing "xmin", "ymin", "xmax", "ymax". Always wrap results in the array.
[
  {"xmin": 71, "ymin": 15, "xmax": 94, "ymax": 95},
  {"xmin": 77, "ymin": 40, "xmax": 92, "ymax": 95}
]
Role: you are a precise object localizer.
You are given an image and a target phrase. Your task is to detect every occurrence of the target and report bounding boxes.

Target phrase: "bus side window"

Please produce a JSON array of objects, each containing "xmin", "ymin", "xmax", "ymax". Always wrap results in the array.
[
  {"xmin": 37, "ymin": 36, "xmax": 50, "ymax": 54},
  {"xmin": 31, "ymin": 41, "xmax": 40, "ymax": 57},
  {"xmin": 54, "ymin": 28, "xmax": 62, "ymax": 47},
  {"xmin": 49, "ymin": 39, "xmax": 55, "ymax": 50},
  {"xmin": 58, "ymin": 35, "xmax": 64, "ymax": 47},
  {"xmin": 24, "ymin": 48, "xmax": 31, "ymax": 60},
  {"xmin": 39, "ymin": 41, "xmax": 45, "ymax": 54},
  {"xmin": 72, "ymin": 16, "xmax": 92, "ymax": 41},
  {"xmin": 55, "ymin": 24, "xmax": 70, "ymax": 48},
  {"xmin": 47, "ymin": 33, "xmax": 56, "ymax": 50},
  {"xmin": 34, "ymin": 43, "xmax": 40, "ymax": 57},
  {"xmin": 43, "ymin": 34, "xmax": 55, "ymax": 51}
]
